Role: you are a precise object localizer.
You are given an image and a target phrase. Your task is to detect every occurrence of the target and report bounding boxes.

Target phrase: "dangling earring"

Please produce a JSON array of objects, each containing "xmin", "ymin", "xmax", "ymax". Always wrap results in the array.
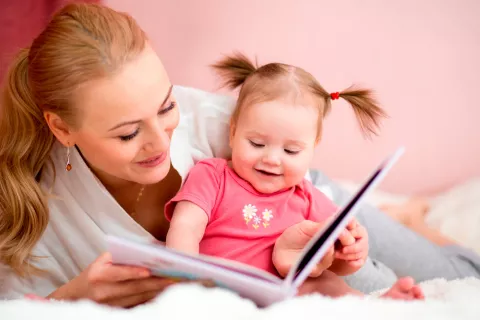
[{"xmin": 65, "ymin": 145, "xmax": 72, "ymax": 172}]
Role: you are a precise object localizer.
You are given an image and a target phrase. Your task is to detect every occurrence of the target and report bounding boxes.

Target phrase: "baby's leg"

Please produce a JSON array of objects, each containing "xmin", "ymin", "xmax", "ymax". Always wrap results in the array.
[{"xmin": 298, "ymin": 271, "xmax": 424, "ymax": 300}]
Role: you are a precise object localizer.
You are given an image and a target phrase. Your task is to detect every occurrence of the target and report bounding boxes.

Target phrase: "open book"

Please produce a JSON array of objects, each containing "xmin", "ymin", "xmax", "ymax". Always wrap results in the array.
[{"xmin": 107, "ymin": 147, "xmax": 405, "ymax": 307}]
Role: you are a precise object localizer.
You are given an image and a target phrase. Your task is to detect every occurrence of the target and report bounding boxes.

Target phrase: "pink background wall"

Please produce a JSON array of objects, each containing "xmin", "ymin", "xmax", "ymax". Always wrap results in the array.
[{"xmin": 106, "ymin": 0, "xmax": 480, "ymax": 195}]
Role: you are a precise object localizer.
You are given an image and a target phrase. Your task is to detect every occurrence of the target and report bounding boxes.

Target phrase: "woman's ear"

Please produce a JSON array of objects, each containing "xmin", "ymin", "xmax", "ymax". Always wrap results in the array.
[{"xmin": 43, "ymin": 111, "xmax": 75, "ymax": 147}]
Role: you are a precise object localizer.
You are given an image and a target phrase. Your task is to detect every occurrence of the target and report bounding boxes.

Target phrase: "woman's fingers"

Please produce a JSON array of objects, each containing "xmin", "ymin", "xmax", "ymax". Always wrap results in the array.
[
  {"xmin": 107, "ymin": 289, "xmax": 164, "ymax": 308},
  {"xmin": 93, "ymin": 277, "xmax": 176, "ymax": 304},
  {"xmin": 89, "ymin": 253, "xmax": 151, "ymax": 283},
  {"xmin": 93, "ymin": 265, "xmax": 151, "ymax": 283}
]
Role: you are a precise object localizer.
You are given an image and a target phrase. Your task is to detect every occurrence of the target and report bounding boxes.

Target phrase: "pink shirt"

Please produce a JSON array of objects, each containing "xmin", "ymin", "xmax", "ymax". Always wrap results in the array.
[{"xmin": 165, "ymin": 158, "xmax": 337, "ymax": 275}]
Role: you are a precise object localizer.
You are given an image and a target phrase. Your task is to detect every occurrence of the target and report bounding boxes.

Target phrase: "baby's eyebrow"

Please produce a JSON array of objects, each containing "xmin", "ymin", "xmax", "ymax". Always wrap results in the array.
[
  {"xmin": 245, "ymin": 131, "xmax": 267, "ymax": 138},
  {"xmin": 285, "ymin": 140, "xmax": 307, "ymax": 147}
]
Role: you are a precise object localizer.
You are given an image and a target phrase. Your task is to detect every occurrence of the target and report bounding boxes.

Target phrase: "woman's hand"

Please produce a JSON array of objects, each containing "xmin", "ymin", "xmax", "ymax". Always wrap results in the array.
[
  {"xmin": 48, "ymin": 252, "xmax": 178, "ymax": 308},
  {"xmin": 273, "ymin": 220, "xmax": 334, "ymax": 278}
]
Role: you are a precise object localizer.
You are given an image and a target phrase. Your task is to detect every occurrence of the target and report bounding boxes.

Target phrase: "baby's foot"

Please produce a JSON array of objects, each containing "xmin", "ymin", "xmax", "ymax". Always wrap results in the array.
[{"xmin": 380, "ymin": 277, "xmax": 425, "ymax": 300}]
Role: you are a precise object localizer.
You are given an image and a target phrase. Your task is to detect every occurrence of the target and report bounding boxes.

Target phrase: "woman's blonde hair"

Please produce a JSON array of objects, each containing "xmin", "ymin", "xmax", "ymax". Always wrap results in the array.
[
  {"xmin": 0, "ymin": 3, "xmax": 147, "ymax": 277},
  {"xmin": 212, "ymin": 52, "xmax": 387, "ymax": 138}
]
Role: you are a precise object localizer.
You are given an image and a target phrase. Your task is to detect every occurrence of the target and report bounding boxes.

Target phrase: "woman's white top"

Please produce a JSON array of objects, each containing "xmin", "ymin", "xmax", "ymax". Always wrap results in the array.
[{"xmin": 0, "ymin": 86, "xmax": 237, "ymax": 299}]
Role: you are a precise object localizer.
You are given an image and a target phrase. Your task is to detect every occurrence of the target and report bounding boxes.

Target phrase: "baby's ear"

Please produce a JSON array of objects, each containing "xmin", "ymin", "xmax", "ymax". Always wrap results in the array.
[
  {"xmin": 229, "ymin": 123, "xmax": 236, "ymax": 148},
  {"xmin": 315, "ymin": 130, "xmax": 323, "ymax": 145}
]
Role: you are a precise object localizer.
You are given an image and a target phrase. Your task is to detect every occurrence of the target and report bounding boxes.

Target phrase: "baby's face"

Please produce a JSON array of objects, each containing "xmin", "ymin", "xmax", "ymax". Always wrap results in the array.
[{"xmin": 230, "ymin": 100, "xmax": 319, "ymax": 194}]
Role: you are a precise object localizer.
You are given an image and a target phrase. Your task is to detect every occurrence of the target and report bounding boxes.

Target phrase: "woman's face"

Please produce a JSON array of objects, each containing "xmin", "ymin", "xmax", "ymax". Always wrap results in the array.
[{"xmin": 66, "ymin": 45, "xmax": 179, "ymax": 187}]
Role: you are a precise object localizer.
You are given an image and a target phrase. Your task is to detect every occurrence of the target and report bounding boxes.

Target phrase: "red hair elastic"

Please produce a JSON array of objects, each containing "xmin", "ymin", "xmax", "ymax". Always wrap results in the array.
[{"xmin": 330, "ymin": 92, "xmax": 340, "ymax": 100}]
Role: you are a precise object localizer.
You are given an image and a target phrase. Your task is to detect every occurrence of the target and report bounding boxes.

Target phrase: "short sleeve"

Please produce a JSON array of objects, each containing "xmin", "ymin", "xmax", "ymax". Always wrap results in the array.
[
  {"xmin": 165, "ymin": 159, "xmax": 224, "ymax": 222},
  {"xmin": 304, "ymin": 180, "xmax": 338, "ymax": 222}
]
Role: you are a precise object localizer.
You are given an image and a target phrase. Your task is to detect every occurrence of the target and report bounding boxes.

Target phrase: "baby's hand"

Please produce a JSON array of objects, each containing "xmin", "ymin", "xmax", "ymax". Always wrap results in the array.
[
  {"xmin": 273, "ymin": 220, "xmax": 334, "ymax": 278},
  {"xmin": 329, "ymin": 218, "xmax": 369, "ymax": 275},
  {"xmin": 309, "ymin": 244, "xmax": 335, "ymax": 277}
]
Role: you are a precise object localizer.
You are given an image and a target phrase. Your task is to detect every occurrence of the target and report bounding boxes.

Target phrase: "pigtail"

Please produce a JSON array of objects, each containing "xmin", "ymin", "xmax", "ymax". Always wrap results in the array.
[
  {"xmin": 211, "ymin": 52, "xmax": 257, "ymax": 90},
  {"xmin": 336, "ymin": 86, "xmax": 387, "ymax": 137}
]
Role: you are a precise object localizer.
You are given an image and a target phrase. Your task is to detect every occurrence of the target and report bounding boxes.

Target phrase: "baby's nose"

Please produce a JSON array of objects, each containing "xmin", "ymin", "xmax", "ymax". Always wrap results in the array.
[{"xmin": 262, "ymin": 153, "xmax": 281, "ymax": 166}]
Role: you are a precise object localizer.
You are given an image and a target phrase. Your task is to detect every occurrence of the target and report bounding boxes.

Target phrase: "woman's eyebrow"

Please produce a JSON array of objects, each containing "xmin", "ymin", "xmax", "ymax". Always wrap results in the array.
[{"xmin": 108, "ymin": 85, "xmax": 173, "ymax": 132}]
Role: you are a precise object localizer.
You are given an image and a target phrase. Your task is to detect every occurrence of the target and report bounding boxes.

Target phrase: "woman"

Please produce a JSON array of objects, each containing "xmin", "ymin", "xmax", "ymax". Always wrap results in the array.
[{"xmin": 0, "ymin": 2, "xmax": 465, "ymax": 306}]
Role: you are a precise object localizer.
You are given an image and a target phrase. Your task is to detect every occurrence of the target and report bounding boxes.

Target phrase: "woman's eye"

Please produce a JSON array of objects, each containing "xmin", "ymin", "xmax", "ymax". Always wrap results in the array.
[
  {"xmin": 249, "ymin": 140, "xmax": 264, "ymax": 148},
  {"xmin": 284, "ymin": 149, "xmax": 299, "ymax": 155},
  {"xmin": 119, "ymin": 129, "xmax": 139, "ymax": 141},
  {"xmin": 159, "ymin": 101, "xmax": 176, "ymax": 115}
]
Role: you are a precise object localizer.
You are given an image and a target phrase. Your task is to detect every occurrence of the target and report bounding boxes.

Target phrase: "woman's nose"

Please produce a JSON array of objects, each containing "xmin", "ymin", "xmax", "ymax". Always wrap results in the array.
[{"xmin": 144, "ymin": 125, "xmax": 170, "ymax": 153}]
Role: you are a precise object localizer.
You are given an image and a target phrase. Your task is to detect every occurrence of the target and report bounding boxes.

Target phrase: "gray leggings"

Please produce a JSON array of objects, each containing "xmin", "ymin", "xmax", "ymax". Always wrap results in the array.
[{"xmin": 309, "ymin": 169, "xmax": 480, "ymax": 293}]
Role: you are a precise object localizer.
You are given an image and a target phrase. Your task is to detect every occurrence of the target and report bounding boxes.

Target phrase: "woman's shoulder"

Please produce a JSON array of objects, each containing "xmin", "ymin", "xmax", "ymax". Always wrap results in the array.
[
  {"xmin": 170, "ymin": 86, "xmax": 235, "ymax": 179},
  {"xmin": 173, "ymin": 85, "xmax": 235, "ymax": 117}
]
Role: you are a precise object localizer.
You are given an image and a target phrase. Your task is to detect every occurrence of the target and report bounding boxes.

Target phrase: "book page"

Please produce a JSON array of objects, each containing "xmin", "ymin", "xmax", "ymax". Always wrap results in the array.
[
  {"xmin": 108, "ymin": 236, "xmax": 289, "ymax": 307},
  {"xmin": 283, "ymin": 147, "xmax": 405, "ymax": 288},
  {"xmin": 107, "ymin": 235, "xmax": 282, "ymax": 284}
]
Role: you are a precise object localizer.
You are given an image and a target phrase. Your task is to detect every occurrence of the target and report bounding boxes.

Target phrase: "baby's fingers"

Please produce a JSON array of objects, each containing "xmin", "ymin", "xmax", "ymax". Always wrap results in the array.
[
  {"xmin": 346, "ymin": 218, "xmax": 358, "ymax": 231},
  {"xmin": 309, "ymin": 265, "xmax": 325, "ymax": 278},
  {"xmin": 337, "ymin": 230, "xmax": 355, "ymax": 246},
  {"xmin": 350, "ymin": 225, "xmax": 367, "ymax": 239},
  {"xmin": 347, "ymin": 259, "xmax": 365, "ymax": 268},
  {"xmin": 341, "ymin": 241, "xmax": 364, "ymax": 254},
  {"xmin": 335, "ymin": 251, "xmax": 365, "ymax": 261}
]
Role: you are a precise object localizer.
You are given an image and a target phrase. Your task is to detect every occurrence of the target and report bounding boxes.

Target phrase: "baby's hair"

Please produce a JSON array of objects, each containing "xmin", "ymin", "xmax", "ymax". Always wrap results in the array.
[{"xmin": 211, "ymin": 52, "xmax": 387, "ymax": 138}]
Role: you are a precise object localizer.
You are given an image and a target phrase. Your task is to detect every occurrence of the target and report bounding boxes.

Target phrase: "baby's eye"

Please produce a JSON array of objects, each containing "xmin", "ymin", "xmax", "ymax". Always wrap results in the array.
[
  {"xmin": 249, "ymin": 140, "xmax": 264, "ymax": 148},
  {"xmin": 284, "ymin": 149, "xmax": 300, "ymax": 155}
]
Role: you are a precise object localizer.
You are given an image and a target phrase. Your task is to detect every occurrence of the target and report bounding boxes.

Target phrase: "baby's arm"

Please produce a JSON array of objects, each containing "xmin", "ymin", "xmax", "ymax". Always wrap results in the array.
[
  {"xmin": 166, "ymin": 201, "xmax": 208, "ymax": 254},
  {"xmin": 164, "ymin": 159, "xmax": 223, "ymax": 254}
]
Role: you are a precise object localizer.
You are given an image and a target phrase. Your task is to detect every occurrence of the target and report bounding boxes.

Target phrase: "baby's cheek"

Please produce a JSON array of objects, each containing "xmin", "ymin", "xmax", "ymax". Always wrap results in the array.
[
  {"xmin": 291, "ymin": 157, "xmax": 310, "ymax": 175},
  {"xmin": 285, "ymin": 166, "xmax": 308, "ymax": 185}
]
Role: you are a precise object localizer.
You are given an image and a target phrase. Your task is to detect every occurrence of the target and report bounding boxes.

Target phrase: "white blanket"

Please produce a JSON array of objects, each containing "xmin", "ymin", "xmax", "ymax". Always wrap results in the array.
[
  {"xmin": 2, "ymin": 179, "xmax": 479, "ymax": 318},
  {"xmin": 2, "ymin": 278, "xmax": 480, "ymax": 319}
]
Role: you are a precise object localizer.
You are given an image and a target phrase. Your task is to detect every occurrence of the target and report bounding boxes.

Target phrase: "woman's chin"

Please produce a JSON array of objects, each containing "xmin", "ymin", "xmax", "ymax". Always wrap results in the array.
[{"xmin": 132, "ymin": 162, "xmax": 171, "ymax": 185}]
